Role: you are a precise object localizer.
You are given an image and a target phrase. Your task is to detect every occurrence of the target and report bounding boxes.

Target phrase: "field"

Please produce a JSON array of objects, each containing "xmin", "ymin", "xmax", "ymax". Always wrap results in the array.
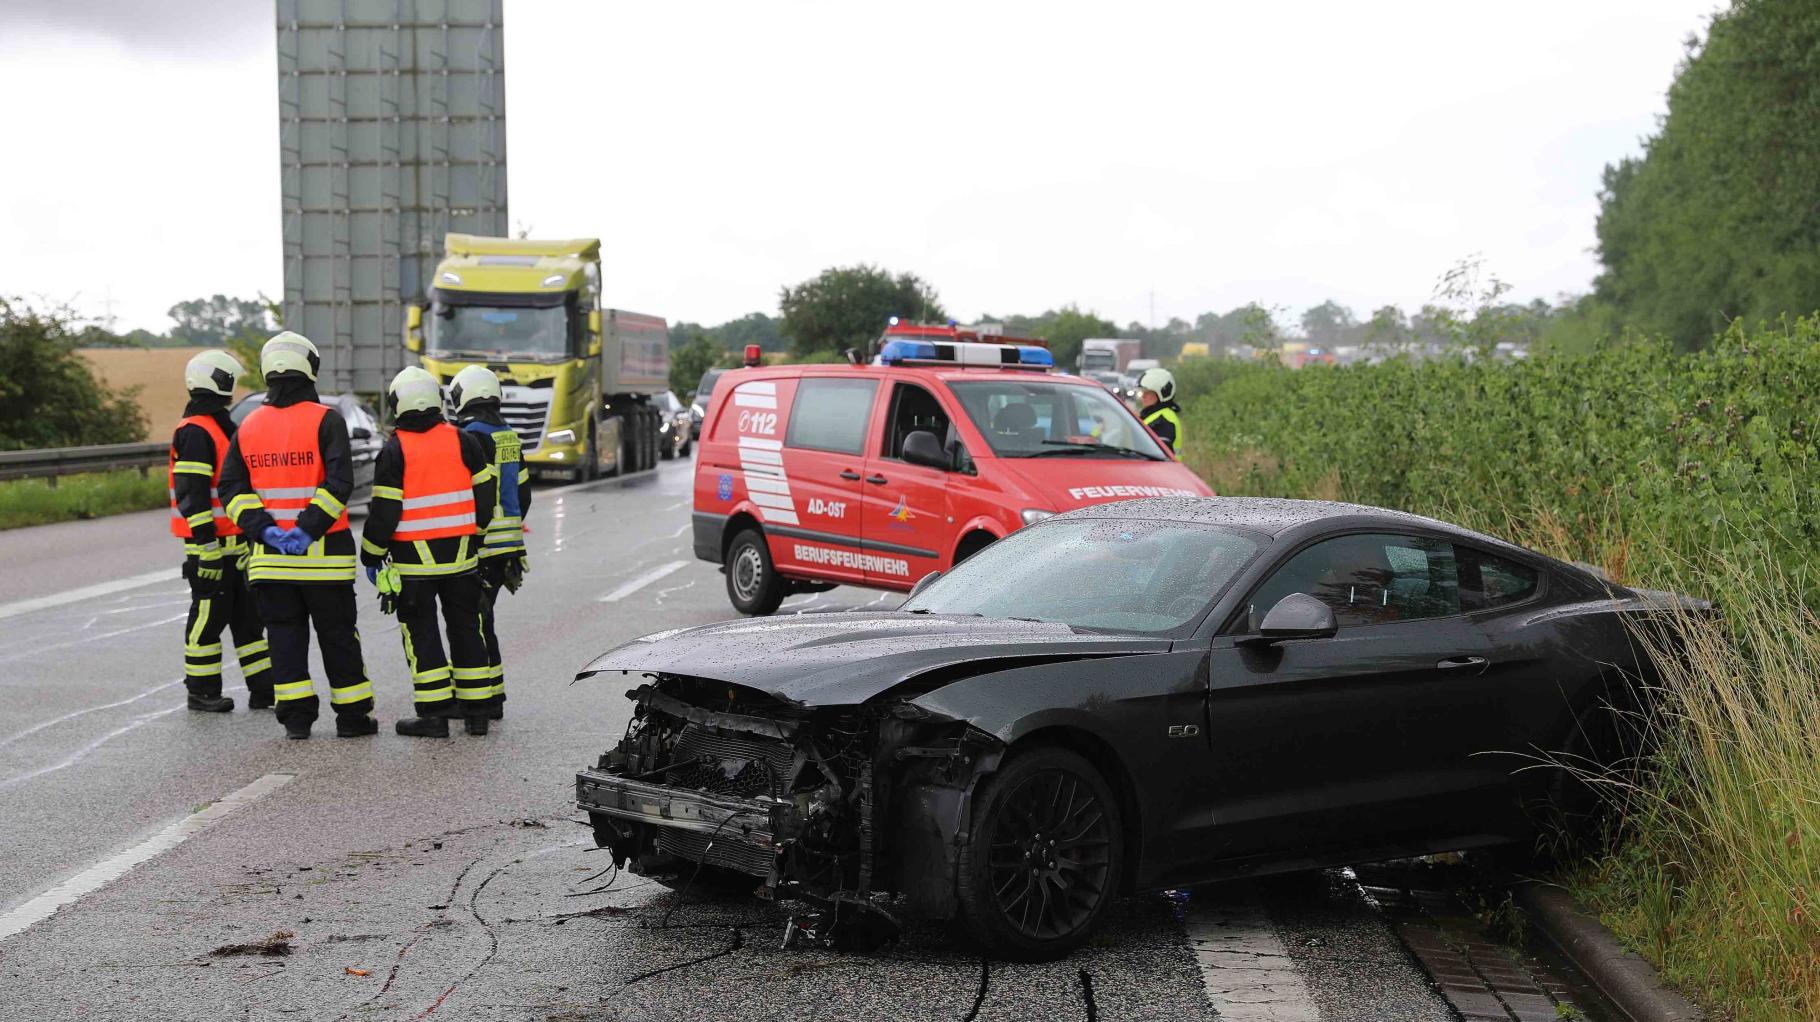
[
  {"xmin": 1175, "ymin": 319, "xmax": 1820, "ymax": 1021},
  {"xmin": 78, "ymin": 346, "xmax": 215, "ymax": 439},
  {"xmin": 0, "ymin": 469, "xmax": 168, "ymax": 530}
]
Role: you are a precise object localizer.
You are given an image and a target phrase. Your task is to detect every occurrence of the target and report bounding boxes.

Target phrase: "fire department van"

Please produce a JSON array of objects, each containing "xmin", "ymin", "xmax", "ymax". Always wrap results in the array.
[{"xmin": 691, "ymin": 335, "xmax": 1213, "ymax": 615}]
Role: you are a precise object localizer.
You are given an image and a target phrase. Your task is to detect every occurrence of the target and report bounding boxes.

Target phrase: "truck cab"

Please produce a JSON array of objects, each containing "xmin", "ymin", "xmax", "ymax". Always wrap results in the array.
[
  {"xmin": 692, "ymin": 334, "xmax": 1213, "ymax": 615},
  {"xmin": 405, "ymin": 234, "xmax": 667, "ymax": 480}
]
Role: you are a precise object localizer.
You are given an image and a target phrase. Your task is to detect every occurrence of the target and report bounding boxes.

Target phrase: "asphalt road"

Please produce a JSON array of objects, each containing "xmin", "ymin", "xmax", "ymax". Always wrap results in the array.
[{"xmin": 0, "ymin": 460, "xmax": 1493, "ymax": 1021}]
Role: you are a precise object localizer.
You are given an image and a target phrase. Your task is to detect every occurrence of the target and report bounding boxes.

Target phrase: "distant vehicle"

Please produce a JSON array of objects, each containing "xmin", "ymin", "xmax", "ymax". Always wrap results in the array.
[
  {"xmin": 1078, "ymin": 338, "xmax": 1141, "ymax": 375},
  {"xmin": 1126, "ymin": 357, "xmax": 1160, "ymax": 375},
  {"xmin": 653, "ymin": 391, "xmax": 692, "ymax": 459},
  {"xmin": 577, "ymin": 496, "xmax": 1702, "ymax": 960},
  {"xmin": 404, "ymin": 233, "xmax": 669, "ymax": 482},
  {"xmin": 691, "ymin": 332, "xmax": 1210, "ymax": 615},
  {"xmin": 1178, "ymin": 342, "xmax": 1211, "ymax": 359},
  {"xmin": 1280, "ymin": 343, "xmax": 1336, "ymax": 369},
  {"xmin": 230, "ymin": 392, "xmax": 381, "ymax": 511},
  {"xmin": 690, "ymin": 367, "xmax": 728, "ymax": 441}
]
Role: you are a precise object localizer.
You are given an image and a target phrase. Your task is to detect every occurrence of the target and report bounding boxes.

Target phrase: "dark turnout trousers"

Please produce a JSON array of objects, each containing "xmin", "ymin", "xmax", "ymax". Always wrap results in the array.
[
  {"xmin": 182, "ymin": 553, "xmax": 272, "ymax": 703},
  {"xmin": 254, "ymin": 582, "xmax": 375, "ymax": 729},
  {"xmin": 476, "ymin": 558, "xmax": 512, "ymax": 711},
  {"xmin": 396, "ymin": 572, "xmax": 491, "ymax": 718}
]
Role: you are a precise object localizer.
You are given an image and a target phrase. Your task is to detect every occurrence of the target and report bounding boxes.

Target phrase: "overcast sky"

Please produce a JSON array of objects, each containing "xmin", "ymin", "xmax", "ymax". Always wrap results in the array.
[{"xmin": 0, "ymin": 0, "xmax": 1718, "ymax": 335}]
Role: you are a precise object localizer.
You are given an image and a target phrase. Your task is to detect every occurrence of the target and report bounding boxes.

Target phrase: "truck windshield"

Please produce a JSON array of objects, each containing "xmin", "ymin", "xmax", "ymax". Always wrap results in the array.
[
  {"xmin": 1080, "ymin": 352, "xmax": 1116, "ymax": 371},
  {"xmin": 948, "ymin": 379, "xmax": 1167, "ymax": 460},
  {"xmin": 430, "ymin": 302, "xmax": 572, "ymax": 360}
]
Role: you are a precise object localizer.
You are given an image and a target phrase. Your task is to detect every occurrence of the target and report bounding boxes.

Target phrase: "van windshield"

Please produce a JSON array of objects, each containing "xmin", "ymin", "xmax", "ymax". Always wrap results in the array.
[{"xmin": 948, "ymin": 380, "xmax": 1166, "ymax": 460}]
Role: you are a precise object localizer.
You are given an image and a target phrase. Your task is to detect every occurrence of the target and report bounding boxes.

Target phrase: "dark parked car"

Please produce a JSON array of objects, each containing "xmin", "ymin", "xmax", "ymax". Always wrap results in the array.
[
  {"xmin": 688, "ymin": 367, "xmax": 726, "ymax": 441},
  {"xmin": 653, "ymin": 390, "xmax": 692, "ymax": 459},
  {"xmin": 575, "ymin": 497, "xmax": 1696, "ymax": 960},
  {"xmin": 230, "ymin": 392, "xmax": 383, "ymax": 511}
]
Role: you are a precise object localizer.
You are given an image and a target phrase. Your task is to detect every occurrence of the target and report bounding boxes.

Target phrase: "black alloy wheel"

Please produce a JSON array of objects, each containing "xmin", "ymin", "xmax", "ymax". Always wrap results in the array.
[{"xmin": 956, "ymin": 747, "xmax": 1121, "ymax": 961}]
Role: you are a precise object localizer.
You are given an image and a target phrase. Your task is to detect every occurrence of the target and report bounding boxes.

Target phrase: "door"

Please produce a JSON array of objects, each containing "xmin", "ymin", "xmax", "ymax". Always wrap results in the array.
[
  {"xmin": 765, "ymin": 376, "xmax": 878, "ymax": 585},
  {"xmin": 860, "ymin": 381, "xmax": 954, "ymax": 587},
  {"xmin": 1179, "ymin": 532, "xmax": 1500, "ymax": 869}
]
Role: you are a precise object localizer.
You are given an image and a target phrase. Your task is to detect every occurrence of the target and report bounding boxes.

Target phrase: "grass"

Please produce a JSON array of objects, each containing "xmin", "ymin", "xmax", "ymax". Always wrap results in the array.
[{"xmin": 0, "ymin": 469, "xmax": 168, "ymax": 530}]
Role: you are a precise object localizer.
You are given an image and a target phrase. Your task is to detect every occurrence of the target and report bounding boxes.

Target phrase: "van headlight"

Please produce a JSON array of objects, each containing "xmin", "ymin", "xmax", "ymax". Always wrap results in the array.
[
  {"xmin": 1020, "ymin": 508, "xmax": 1055, "ymax": 526},
  {"xmin": 546, "ymin": 428, "xmax": 577, "ymax": 445}
]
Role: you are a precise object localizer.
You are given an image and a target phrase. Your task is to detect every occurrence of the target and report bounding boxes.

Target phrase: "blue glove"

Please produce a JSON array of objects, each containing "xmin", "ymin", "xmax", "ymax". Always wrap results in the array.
[
  {"xmin": 261, "ymin": 525, "xmax": 288, "ymax": 550},
  {"xmin": 277, "ymin": 527, "xmax": 313, "ymax": 556},
  {"xmin": 366, "ymin": 564, "xmax": 378, "ymax": 585}
]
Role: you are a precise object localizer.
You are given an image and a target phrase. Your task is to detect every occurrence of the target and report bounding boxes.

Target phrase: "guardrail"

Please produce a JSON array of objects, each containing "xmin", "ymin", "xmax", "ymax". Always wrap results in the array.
[{"xmin": 0, "ymin": 441, "xmax": 167, "ymax": 484}]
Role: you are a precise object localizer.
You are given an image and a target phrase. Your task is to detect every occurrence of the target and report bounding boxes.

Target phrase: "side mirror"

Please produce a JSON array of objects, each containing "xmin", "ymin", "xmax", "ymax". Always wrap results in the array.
[
  {"xmin": 349, "ymin": 426, "xmax": 373, "ymax": 441},
  {"xmin": 902, "ymin": 430, "xmax": 949, "ymax": 470},
  {"xmin": 1236, "ymin": 592, "xmax": 1338, "ymax": 647},
  {"xmin": 909, "ymin": 571, "xmax": 942, "ymax": 598},
  {"xmin": 403, "ymin": 304, "xmax": 424, "ymax": 353}
]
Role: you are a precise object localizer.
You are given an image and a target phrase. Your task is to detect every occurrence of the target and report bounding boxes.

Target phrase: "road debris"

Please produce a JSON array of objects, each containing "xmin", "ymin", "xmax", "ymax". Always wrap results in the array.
[
  {"xmin": 209, "ymin": 929, "xmax": 294, "ymax": 957},
  {"xmin": 345, "ymin": 966, "xmax": 371, "ymax": 977}
]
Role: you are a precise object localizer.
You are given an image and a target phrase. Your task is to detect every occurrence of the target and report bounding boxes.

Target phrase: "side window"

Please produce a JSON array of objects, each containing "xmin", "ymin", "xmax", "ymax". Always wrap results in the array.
[
  {"xmin": 1458, "ymin": 546, "xmax": 1541, "ymax": 611},
  {"xmin": 785, "ymin": 378, "xmax": 878, "ymax": 455},
  {"xmin": 1244, "ymin": 533, "xmax": 1461, "ymax": 629},
  {"xmin": 882, "ymin": 383, "xmax": 953, "ymax": 459}
]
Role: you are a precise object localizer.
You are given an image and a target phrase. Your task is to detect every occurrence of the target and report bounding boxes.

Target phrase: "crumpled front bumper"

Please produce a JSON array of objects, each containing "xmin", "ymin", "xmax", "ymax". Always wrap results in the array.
[{"xmin": 575, "ymin": 768, "xmax": 783, "ymax": 863}]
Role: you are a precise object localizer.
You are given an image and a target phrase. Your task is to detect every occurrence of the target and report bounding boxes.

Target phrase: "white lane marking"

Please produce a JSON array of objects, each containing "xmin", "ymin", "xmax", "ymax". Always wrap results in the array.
[
  {"xmin": 0, "ymin": 705, "xmax": 183, "ymax": 791},
  {"xmin": 665, "ymin": 498, "xmax": 691, "ymax": 511},
  {"xmin": 0, "ymin": 568, "xmax": 180, "ymax": 623},
  {"xmin": 1185, "ymin": 887, "xmax": 1321, "ymax": 1021},
  {"xmin": 669, "ymin": 523, "xmax": 690, "ymax": 538},
  {"xmin": 0, "ymin": 613, "xmax": 186, "ymax": 665},
  {"xmin": 0, "ymin": 680, "xmax": 181, "ymax": 751},
  {"xmin": 0, "ymin": 773, "xmax": 293, "ymax": 943},
  {"xmin": 596, "ymin": 560, "xmax": 688, "ymax": 603}
]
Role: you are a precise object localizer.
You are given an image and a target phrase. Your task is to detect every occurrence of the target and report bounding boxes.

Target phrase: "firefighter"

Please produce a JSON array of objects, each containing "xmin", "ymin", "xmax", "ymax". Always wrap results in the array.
[
  {"xmin": 449, "ymin": 364, "xmax": 530, "ymax": 720},
  {"xmin": 168, "ymin": 349, "xmax": 272, "ymax": 713},
  {"xmin": 218, "ymin": 332, "xmax": 378, "ymax": 740},
  {"xmin": 1136, "ymin": 366, "xmax": 1183, "ymax": 455},
  {"xmin": 361, "ymin": 366, "xmax": 498, "ymax": 737}
]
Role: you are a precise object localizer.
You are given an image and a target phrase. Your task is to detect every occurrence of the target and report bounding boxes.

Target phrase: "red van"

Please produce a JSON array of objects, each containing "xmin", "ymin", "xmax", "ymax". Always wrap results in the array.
[{"xmin": 692, "ymin": 338, "xmax": 1212, "ymax": 614}]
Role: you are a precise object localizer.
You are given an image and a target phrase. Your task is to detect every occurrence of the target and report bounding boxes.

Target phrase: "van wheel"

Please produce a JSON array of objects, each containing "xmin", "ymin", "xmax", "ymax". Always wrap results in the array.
[{"xmin": 725, "ymin": 527, "xmax": 786, "ymax": 616}]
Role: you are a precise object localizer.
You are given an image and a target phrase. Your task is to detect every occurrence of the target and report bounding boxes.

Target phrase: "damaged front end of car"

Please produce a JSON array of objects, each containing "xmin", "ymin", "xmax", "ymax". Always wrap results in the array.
[{"xmin": 575, "ymin": 674, "xmax": 1004, "ymax": 949}]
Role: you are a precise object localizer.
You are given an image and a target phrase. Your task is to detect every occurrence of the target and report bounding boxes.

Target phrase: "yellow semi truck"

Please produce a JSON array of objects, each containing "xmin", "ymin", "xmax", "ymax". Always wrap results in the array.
[{"xmin": 404, "ymin": 234, "xmax": 668, "ymax": 480}]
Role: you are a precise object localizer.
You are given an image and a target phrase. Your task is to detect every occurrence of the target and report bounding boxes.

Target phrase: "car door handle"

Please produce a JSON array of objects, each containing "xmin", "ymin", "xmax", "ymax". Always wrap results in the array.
[
  {"xmin": 865, "ymin": 474, "xmax": 888, "ymax": 485},
  {"xmin": 1436, "ymin": 656, "xmax": 1489, "ymax": 671},
  {"xmin": 839, "ymin": 470, "xmax": 861, "ymax": 481}
]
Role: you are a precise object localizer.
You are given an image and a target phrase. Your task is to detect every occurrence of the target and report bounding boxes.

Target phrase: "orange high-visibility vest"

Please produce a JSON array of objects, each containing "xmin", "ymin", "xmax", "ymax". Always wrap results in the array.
[
  {"xmin": 394, "ymin": 423, "xmax": 478, "ymax": 542},
  {"xmin": 237, "ymin": 401, "xmax": 350, "ymax": 534},
  {"xmin": 168, "ymin": 414, "xmax": 239, "ymax": 538}
]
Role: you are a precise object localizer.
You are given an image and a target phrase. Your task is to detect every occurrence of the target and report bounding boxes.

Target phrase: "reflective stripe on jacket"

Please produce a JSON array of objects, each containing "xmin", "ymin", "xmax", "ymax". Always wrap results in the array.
[
  {"xmin": 463, "ymin": 419, "xmax": 525, "ymax": 557},
  {"xmin": 1143, "ymin": 405, "xmax": 1183, "ymax": 453},
  {"xmin": 168, "ymin": 414, "xmax": 239, "ymax": 539},
  {"xmin": 236, "ymin": 401, "xmax": 354, "ymax": 583}
]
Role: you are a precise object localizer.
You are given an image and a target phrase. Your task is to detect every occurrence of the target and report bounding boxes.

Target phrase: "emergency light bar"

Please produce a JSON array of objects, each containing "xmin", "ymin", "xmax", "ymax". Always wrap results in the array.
[{"xmin": 879, "ymin": 338, "xmax": 1055, "ymax": 369}]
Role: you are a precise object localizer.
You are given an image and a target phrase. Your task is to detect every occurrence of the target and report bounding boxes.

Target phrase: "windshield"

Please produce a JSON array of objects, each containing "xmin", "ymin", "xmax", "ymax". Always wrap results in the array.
[
  {"xmin": 902, "ymin": 518, "xmax": 1260, "ymax": 633},
  {"xmin": 948, "ymin": 379, "xmax": 1166, "ymax": 459},
  {"xmin": 1081, "ymin": 351, "xmax": 1117, "ymax": 371},
  {"xmin": 430, "ymin": 302, "xmax": 573, "ymax": 360}
]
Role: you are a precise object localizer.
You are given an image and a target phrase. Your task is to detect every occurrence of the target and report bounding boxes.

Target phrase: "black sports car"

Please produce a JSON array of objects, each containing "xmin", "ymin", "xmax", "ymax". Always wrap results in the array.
[{"xmin": 575, "ymin": 497, "xmax": 1699, "ymax": 960}]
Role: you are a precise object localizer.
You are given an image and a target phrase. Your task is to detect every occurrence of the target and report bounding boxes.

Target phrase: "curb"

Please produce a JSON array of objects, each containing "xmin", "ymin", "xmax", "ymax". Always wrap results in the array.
[{"xmin": 1514, "ymin": 883, "xmax": 1704, "ymax": 1022}]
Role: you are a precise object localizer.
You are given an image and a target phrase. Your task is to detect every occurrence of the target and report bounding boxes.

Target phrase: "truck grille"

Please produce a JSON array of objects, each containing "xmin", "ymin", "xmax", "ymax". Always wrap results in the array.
[{"xmin": 499, "ymin": 386, "xmax": 551, "ymax": 453}]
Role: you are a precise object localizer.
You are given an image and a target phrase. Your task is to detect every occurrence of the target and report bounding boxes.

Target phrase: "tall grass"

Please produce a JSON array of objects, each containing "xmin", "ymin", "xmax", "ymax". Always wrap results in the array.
[
  {"xmin": 0, "ymin": 469, "xmax": 167, "ymax": 530},
  {"xmin": 1172, "ymin": 322, "xmax": 1820, "ymax": 1019}
]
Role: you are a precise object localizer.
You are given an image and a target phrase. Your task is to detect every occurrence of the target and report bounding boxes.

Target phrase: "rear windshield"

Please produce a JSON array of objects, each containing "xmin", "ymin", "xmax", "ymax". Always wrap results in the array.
[{"xmin": 695, "ymin": 368, "xmax": 726, "ymax": 400}]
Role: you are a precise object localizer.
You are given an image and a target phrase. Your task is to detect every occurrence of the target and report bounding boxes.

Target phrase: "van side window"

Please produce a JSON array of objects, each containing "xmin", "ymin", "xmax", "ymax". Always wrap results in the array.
[
  {"xmin": 883, "ymin": 383, "xmax": 952, "ymax": 459},
  {"xmin": 1244, "ymin": 533, "xmax": 1461, "ymax": 629},
  {"xmin": 785, "ymin": 378, "xmax": 878, "ymax": 455}
]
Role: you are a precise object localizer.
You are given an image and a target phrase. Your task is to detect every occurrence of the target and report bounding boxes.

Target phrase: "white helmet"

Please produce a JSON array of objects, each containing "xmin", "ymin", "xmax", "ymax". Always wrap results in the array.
[
  {"xmin": 387, "ymin": 365, "xmax": 444, "ymax": 417},
  {"xmin": 184, "ymin": 349, "xmax": 243, "ymax": 397},
  {"xmin": 260, "ymin": 331, "xmax": 320, "ymax": 381},
  {"xmin": 1138, "ymin": 366, "xmax": 1176, "ymax": 403},
  {"xmin": 448, "ymin": 364, "xmax": 502, "ymax": 413}
]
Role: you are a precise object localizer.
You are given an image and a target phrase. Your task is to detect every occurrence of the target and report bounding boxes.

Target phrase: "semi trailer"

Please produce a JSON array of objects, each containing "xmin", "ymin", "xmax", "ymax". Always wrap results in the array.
[{"xmin": 404, "ymin": 234, "xmax": 668, "ymax": 480}]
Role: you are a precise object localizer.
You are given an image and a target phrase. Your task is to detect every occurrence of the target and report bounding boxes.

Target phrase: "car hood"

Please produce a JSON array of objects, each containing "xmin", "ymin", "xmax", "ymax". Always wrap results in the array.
[
  {"xmin": 575, "ymin": 612, "xmax": 1171, "ymax": 708},
  {"xmin": 997, "ymin": 458, "xmax": 1213, "ymax": 513}
]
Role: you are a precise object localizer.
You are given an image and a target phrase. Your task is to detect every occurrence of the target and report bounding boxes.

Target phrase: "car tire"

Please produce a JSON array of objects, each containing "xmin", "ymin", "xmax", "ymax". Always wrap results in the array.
[
  {"xmin": 725, "ymin": 527, "xmax": 786, "ymax": 616},
  {"xmin": 954, "ymin": 746, "xmax": 1122, "ymax": 962},
  {"xmin": 1512, "ymin": 700, "xmax": 1625, "ymax": 864}
]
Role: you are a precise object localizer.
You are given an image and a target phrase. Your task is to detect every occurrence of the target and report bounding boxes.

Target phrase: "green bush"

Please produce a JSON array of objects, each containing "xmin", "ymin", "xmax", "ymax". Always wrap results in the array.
[
  {"xmin": 0, "ymin": 298, "xmax": 149, "ymax": 450},
  {"xmin": 0, "ymin": 470, "xmax": 168, "ymax": 530}
]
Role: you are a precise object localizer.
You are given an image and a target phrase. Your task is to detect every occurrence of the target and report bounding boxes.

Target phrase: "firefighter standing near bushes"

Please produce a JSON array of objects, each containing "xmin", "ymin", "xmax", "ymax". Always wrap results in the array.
[
  {"xmin": 449, "ymin": 364, "xmax": 530, "ymax": 720},
  {"xmin": 168, "ymin": 350, "xmax": 273, "ymax": 713},
  {"xmin": 360, "ymin": 366, "xmax": 498, "ymax": 737},
  {"xmin": 218, "ymin": 332, "xmax": 378, "ymax": 740},
  {"xmin": 1136, "ymin": 366, "xmax": 1183, "ymax": 455}
]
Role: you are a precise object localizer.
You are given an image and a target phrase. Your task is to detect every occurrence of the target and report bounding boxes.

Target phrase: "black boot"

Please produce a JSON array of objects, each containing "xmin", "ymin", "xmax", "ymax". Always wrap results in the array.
[
  {"xmin": 187, "ymin": 694, "xmax": 235, "ymax": 713},
  {"xmin": 249, "ymin": 693, "xmax": 275, "ymax": 711},
  {"xmin": 487, "ymin": 705, "xmax": 504, "ymax": 721},
  {"xmin": 464, "ymin": 715, "xmax": 489, "ymax": 736},
  {"xmin": 395, "ymin": 716, "xmax": 451, "ymax": 738},
  {"xmin": 336, "ymin": 715, "xmax": 379, "ymax": 737},
  {"xmin": 284, "ymin": 722, "xmax": 311, "ymax": 740}
]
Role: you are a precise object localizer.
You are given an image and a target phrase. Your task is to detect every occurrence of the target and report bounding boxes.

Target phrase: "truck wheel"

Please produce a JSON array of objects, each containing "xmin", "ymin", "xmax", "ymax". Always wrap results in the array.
[
  {"xmin": 954, "ymin": 746, "xmax": 1122, "ymax": 962},
  {"xmin": 581, "ymin": 422, "xmax": 600, "ymax": 482},
  {"xmin": 725, "ymin": 527, "xmax": 786, "ymax": 616}
]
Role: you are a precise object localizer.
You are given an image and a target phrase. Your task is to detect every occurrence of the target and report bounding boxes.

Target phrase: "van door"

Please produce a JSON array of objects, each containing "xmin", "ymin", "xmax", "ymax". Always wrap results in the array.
[
  {"xmin": 765, "ymin": 376, "xmax": 879, "ymax": 585},
  {"xmin": 860, "ymin": 381, "xmax": 956, "ymax": 587}
]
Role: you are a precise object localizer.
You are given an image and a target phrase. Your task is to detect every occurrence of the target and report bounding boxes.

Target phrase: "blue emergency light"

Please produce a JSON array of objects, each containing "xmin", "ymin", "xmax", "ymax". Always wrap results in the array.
[{"xmin": 879, "ymin": 338, "xmax": 1054, "ymax": 369}]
